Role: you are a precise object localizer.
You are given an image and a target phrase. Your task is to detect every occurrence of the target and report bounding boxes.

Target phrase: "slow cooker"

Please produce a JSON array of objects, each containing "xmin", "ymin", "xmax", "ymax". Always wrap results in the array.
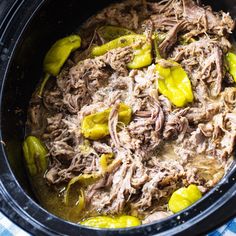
[{"xmin": 0, "ymin": 0, "xmax": 236, "ymax": 235}]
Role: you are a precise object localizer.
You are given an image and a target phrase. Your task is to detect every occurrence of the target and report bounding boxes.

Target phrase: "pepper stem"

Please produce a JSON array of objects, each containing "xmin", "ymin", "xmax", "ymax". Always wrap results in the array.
[
  {"xmin": 38, "ymin": 73, "xmax": 51, "ymax": 98},
  {"xmin": 153, "ymin": 33, "xmax": 162, "ymax": 62}
]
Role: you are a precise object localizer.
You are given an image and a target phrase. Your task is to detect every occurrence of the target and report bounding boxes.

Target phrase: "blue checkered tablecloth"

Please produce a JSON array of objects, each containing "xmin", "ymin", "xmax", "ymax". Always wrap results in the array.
[
  {"xmin": 0, "ymin": 212, "xmax": 30, "ymax": 236},
  {"xmin": 0, "ymin": 211, "xmax": 236, "ymax": 236},
  {"xmin": 208, "ymin": 219, "xmax": 236, "ymax": 236}
]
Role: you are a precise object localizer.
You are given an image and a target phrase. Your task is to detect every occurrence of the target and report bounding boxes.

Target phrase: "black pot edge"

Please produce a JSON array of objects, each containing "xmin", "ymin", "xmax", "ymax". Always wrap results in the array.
[
  {"xmin": 0, "ymin": 0, "xmax": 60, "ymax": 235},
  {"xmin": 0, "ymin": 0, "xmax": 235, "ymax": 235}
]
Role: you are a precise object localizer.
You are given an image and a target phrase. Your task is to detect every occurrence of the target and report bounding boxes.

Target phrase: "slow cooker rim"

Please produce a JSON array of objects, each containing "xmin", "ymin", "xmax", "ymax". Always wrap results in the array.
[{"xmin": 0, "ymin": 0, "xmax": 236, "ymax": 235}]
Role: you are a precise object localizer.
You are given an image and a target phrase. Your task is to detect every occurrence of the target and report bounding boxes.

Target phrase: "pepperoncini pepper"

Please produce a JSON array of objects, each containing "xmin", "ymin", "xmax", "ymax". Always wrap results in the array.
[
  {"xmin": 226, "ymin": 52, "xmax": 236, "ymax": 82},
  {"xmin": 97, "ymin": 25, "xmax": 134, "ymax": 43},
  {"xmin": 79, "ymin": 140, "xmax": 92, "ymax": 155},
  {"xmin": 64, "ymin": 174, "xmax": 100, "ymax": 205},
  {"xmin": 64, "ymin": 173, "xmax": 100, "ymax": 214},
  {"xmin": 80, "ymin": 215, "xmax": 141, "ymax": 228},
  {"xmin": 179, "ymin": 35, "xmax": 196, "ymax": 45},
  {"xmin": 99, "ymin": 153, "xmax": 114, "ymax": 173},
  {"xmin": 81, "ymin": 103, "xmax": 132, "ymax": 140},
  {"xmin": 156, "ymin": 61, "xmax": 194, "ymax": 107},
  {"xmin": 39, "ymin": 35, "xmax": 81, "ymax": 96},
  {"xmin": 168, "ymin": 184, "xmax": 202, "ymax": 213},
  {"xmin": 152, "ymin": 32, "xmax": 166, "ymax": 61},
  {"xmin": 22, "ymin": 136, "xmax": 48, "ymax": 176},
  {"xmin": 76, "ymin": 189, "xmax": 85, "ymax": 214},
  {"xmin": 91, "ymin": 34, "xmax": 152, "ymax": 69}
]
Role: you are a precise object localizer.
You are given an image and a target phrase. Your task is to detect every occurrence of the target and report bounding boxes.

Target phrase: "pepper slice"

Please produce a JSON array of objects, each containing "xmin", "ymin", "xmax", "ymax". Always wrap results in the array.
[
  {"xmin": 97, "ymin": 25, "xmax": 134, "ymax": 43},
  {"xmin": 226, "ymin": 52, "xmax": 236, "ymax": 82},
  {"xmin": 91, "ymin": 34, "xmax": 152, "ymax": 69},
  {"xmin": 168, "ymin": 184, "xmax": 202, "ymax": 213},
  {"xmin": 39, "ymin": 35, "xmax": 81, "ymax": 96},
  {"xmin": 79, "ymin": 140, "xmax": 92, "ymax": 155},
  {"xmin": 99, "ymin": 153, "xmax": 114, "ymax": 173},
  {"xmin": 22, "ymin": 136, "xmax": 48, "ymax": 176},
  {"xmin": 76, "ymin": 189, "xmax": 85, "ymax": 214},
  {"xmin": 80, "ymin": 215, "xmax": 141, "ymax": 228},
  {"xmin": 179, "ymin": 35, "xmax": 196, "ymax": 45},
  {"xmin": 81, "ymin": 103, "xmax": 132, "ymax": 140},
  {"xmin": 64, "ymin": 174, "xmax": 100, "ymax": 216},
  {"xmin": 152, "ymin": 32, "xmax": 166, "ymax": 61},
  {"xmin": 156, "ymin": 61, "xmax": 194, "ymax": 107},
  {"xmin": 64, "ymin": 173, "xmax": 100, "ymax": 215}
]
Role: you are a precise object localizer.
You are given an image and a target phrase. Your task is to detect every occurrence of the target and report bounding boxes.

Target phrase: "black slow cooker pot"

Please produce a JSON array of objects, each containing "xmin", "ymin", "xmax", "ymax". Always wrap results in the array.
[{"xmin": 0, "ymin": 0, "xmax": 236, "ymax": 235}]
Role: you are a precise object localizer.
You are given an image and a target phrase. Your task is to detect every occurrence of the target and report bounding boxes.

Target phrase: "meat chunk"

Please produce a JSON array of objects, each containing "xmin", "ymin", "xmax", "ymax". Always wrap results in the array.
[
  {"xmin": 163, "ymin": 109, "xmax": 189, "ymax": 141},
  {"xmin": 56, "ymin": 47, "xmax": 133, "ymax": 114},
  {"xmin": 142, "ymin": 211, "xmax": 172, "ymax": 224},
  {"xmin": 93, "ymin": 142, "xmax": 113, "ymax": 154},
  {"xmin": 183, "ymin": 0, "xmax": 235, "ymax": 34},
  {"xmin": 109, "ymin": 102, "xmax": 121, "ymax": 149},
  {"xmin": 172, "ymin": 40, "xmax": 226, "ymax": 99},
  {"xmin": 159, "ymin": 20, "xmax": 187, "ymax": 57}
]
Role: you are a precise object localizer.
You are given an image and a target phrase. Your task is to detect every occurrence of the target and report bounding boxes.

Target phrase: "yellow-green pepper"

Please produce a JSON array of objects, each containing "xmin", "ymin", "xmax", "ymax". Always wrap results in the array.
[
  {"xmin": 152, "ymin": 32, "xmax": 166, "ymax": 61},
  {"xmin": 91, "ymin": 34, "xmax": 152, "ymax": 69},
  {"xmin": 97, "ymin": 25, "xmax": 134, "ymax": 42},
  {"xmin": 81, "ymin": 103, "xmax": 132, "ymax": 140},
  {"xmin": 39, "ymin": 35, "xmax": 81, "ymax": 96},
  {"xmin": 64, "ymin": 173, "xmax": 100, "ymax": 205},
  {"xmin": 168, "ymin": 184, "xmax": 202, "ymax": 213},
  {"xmin": 22, "ymin": 136, "xmax": 48, "ymax": 176},
  {"xmin": 156, "ymin": 61, "xmax": 194, "ymax": 107},
  {"xmin": 79, "ymin": 140, "xmax": 92, "ymax": 155},
  {"xmin": 80, "ymin": 215, "xmax": 141, "ymax": 228},
  {"xmin": 226, "ymin": 52, "xmax": 236, "ymax": 82},
  {"xmin": 64, "ymin": 174, "xmax": 100, "ymax": 214},
  {"xmin": 76, "ymin": 189, "xmax": 85, "ymax": 213},
  {"xmin": 99, "ymin": 153, "xmax": 114, "ymax": 173},
  {"xmin": 179, "ymin": 35, "xmax": 196, "ymax": 45}
]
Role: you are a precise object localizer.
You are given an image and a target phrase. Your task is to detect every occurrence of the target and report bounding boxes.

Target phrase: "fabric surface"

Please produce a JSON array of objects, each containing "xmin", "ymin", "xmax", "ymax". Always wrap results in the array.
[
  {"xmin": 0, "ymin": 212, "xmax": 30, "ymax": 236},
  {"xmin": 208, "ymin": 219, "xmax": 236, "ymax": 236},
  {"xmin": 0, "ymin": 210, "xmax": 235, "ymax": 236}
]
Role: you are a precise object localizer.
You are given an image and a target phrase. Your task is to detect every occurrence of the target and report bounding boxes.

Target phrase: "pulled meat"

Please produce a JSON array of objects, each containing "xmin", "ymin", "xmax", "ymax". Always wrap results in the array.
[
  {"xmin": 159, "ymin": 20, "xmax": 187, "ymax": 57},
  {"xmin": 172, "ymin": 39, "xmax": 226, "ymax": 98},
  {"xmin": 43, "ymin": 47, "xmax": 133, "ymax": 114},
  {"xmin": 27, "ymin": 0, "xmax": 235, "ymax": 224}
]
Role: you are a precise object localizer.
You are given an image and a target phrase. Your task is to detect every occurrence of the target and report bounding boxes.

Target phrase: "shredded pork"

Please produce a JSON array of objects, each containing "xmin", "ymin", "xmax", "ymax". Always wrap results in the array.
[{"xmin": 27, "ymin": 0, "xmax": 235, "ymax": 224}]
